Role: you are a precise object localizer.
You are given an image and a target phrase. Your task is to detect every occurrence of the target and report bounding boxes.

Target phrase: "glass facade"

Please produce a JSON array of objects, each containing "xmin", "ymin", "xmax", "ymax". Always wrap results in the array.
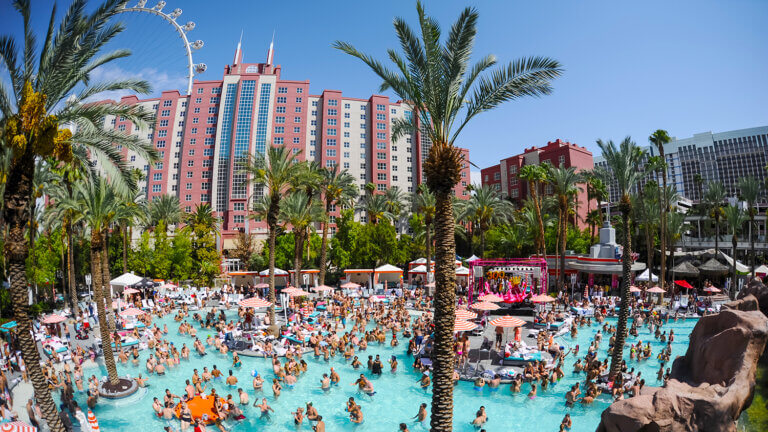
[
  {"xmin": 216, "ymin": 83, "xmax": 238, "ymax": 211},
  {"xmin": 230, "ymin": 80, "xmax": 256, "ymax": 200}
]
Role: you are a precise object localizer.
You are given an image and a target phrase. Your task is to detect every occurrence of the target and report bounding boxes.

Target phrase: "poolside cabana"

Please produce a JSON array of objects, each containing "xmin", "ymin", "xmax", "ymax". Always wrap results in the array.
[
  {"xmin": 109, "ymin": 272, "xmax": 143, "ymax": 297},
  {"xmin": 408, "ymin": 265, "xmax": 432, "ymax": 284},
  {"xmin": 636, "ymin": 269, "xmax": 658, "ymax": 282},
  {"xmin": 258, "ymin": 268, "xmax": 290, "ymax": 287},
  {"xmin": 228, "ymin": 271, "xmax": 260, "ymax": 287},
  {"xmin": 456, "ymin": 266, "xmax": 470, "ymax": 284},
  {"xmin": 344, "ymin": 269, "xmax": 374, "ymax": 288},
  {"xmin": 375, "ymin": 264, "xmax": 403, "ymax": 289},
  {"xmin": 289, "ymin": 269, "xmax": 319, "ymax": 288}
]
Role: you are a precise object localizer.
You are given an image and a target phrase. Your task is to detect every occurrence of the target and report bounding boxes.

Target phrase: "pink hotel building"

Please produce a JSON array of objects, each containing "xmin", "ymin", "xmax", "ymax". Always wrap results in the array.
[{"xmin": 96, "ymin": 45, "xmax": 471, "ymax": 249}]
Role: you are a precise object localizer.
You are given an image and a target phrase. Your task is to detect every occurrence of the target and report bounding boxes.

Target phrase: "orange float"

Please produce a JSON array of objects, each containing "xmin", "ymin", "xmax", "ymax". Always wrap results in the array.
[{"xmin": 174, "ymin": 395, "xmax": 227, "ymax": 425}]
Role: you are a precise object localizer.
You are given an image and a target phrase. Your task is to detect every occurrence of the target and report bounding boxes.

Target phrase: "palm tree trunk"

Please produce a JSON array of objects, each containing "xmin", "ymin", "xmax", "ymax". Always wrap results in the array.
[
  {"xmin": 90, "ymin": 230, "xmax": 120, "ymax": 385},
  {"xmin": 532, "ymin": 184, "xmax": 546, "ymax": 258},
  {"xmin": 102, "ymin": 231, "xmax": 115, "ymax": 333},
  {"xmin": 659, "ymin": 147, "xmax": 668, "ymax": 294},
  {"xmin": 646, "ymin": 226, "xmax": 653, "ymax": 282},
  {"xmin": 610, "ymin": 200, "xmax": 633, "ymax": 378},
  {"xmin": 66, "ymin": 219, "xmax": 79, "ymax": 316},
  {"xmin": 266, "ymin": 200, "xmax": 279, "ymax": 333},
  {"xmin": 2, "ymin": 157, "xmax": 66, "ymax": 432},
  {"xmin": 732, "ymin": 236, "xmax": 738, "ymax": 300},
  {"xmin": 294, "ymin": 231, "xmax": 303, "ymax": 288},
  {"xmin": 714, "ymin": 217, "xmax": 720, "ymax": 256},
  {"xmin": 318, "ymin": 207, "xmax": 330, "ymax": 285},
  {"xmin": 430, "ymin": 190, "xmax": 456, "ymax": 432},
  {"xmin": 559, "ymin": 208, "xmax": 568, "ymax": 292},
  {"xmin": 122, "ymin": 222, "xmax": 128, "ymax": 273},
  {"xmin": 425, "ymin": 223, "xmax": 432, "ymax": 283}
]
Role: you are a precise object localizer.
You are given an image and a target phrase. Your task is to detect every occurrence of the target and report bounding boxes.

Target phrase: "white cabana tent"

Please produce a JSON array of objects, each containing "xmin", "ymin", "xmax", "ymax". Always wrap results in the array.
[
  {"xmin": 408, "ymin": 264, "xmax": 432, "ymax": 284},
  {"xmin": 375, "ymin": 264, "xmax": 403, "ymax": 287},
  {"xmin": 110, "ymin": 272, "xmax": 143, "ymax": 297},
  {"xmin": 289, "ymin": 269, "xmax": 319, "ymax": 288},
  {"xmin": 344, "ymin": 269, "xmax": 374, "ymax": 287},
  {"xmin": 635, "ymin": 269, "xmax": 658, "ymax": 282},
  {"xmin": 718, "ymin": 251, "xmax": 751, "ymax": 274},
  {"xmin": 755, "ymin": 265, "xmax": 768, "ymax": 277},
  {"xmin": 258, "ymin": 268, "xmax": 290, "ymax": 287},
  {"xmin": 466, "ymin": 255, "xmax": 480, "ymax": 262},
  {"xmin": 456, "ymin": 265, "xmax": 470, "ymax": 283}
]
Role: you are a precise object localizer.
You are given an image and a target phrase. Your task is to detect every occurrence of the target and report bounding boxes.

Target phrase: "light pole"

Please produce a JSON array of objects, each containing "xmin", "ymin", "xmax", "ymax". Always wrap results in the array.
[{"xmin": 85, "ymin": 274, "xmax": 92, "ymax": 300}]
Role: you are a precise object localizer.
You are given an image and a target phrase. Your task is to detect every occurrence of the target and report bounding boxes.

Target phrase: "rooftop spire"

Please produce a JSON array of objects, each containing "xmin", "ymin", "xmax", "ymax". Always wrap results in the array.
[
  {"xmin": 266, "ymin": 30, "xmax": 275, "ymax": 65},
  {"xmin": 233, "ymin": 30, "xmax": 243, "ymax": 65}
]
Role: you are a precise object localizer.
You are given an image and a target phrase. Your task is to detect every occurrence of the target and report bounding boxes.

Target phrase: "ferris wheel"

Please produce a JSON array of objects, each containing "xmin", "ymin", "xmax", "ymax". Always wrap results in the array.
[{"xmin": 116, "ymin": 0, "xmax": 206, "ymax": 95}]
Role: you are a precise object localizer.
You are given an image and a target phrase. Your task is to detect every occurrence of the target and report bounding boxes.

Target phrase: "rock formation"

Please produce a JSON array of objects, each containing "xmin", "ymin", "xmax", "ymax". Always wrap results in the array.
[
  {"xmin": 597, "ymin": 295, "xmax": 768, "ymax": 432},
  {"xmin": 737, "ymin": 277, "xmax": 768, "ymax": 317}
]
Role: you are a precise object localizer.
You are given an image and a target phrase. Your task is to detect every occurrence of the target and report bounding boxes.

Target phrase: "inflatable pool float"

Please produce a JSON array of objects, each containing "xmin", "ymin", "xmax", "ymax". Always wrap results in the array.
[{"xmin": 174, "ymin": 395, "xmax": 228, "ymax": 425}]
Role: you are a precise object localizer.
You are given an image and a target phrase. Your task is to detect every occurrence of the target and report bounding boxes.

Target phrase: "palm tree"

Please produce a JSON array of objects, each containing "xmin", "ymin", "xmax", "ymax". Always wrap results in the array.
[
  {"xmin": 737, "ymin": 177, "xmax": 761, "ymax": 278},
  {"xmin": 693, "ymin": 173, "xmax": 704, "ymax": 204},
  {"xmin": 518, "ymin": 164, "xmax": 548, "ymax": 257},
  {"xmin": 704, "ymin": 182, "xmax": 726, "ymax": 255},
  {"xmin": 585, "ymin": 172, "xmax": 607, "ymax": 239},
  {"xmin": 0, "ymin": 2, "xmax": 157, "ymax": 429},
  {"xmin": 280, "ymin": 191, "xmax": 323, "ymax": 288},
  {"xmin": 244, "ymin": 146, "xmax": 300, "ymax": 330},
  {"xmin": 63, "ymin": 178, "xmax": 121, "ymax": 386},
  {"xmin": 384, "ymin": 186, "xmax": 407, "ymax": 232},
  {"xmin": 723, "ymin": 205, "xmax": 747, "ymax": 299},
  {"xmin": 335, "ymin": 4, "xmax": 561, "ymax": 428},
  {"xmin": 319, "ymin": 165, "xmax": 357, "ymax": 285},
  {"xmin": 147, "ymin": 194, "xmax": 182, "ymax": 231},
  {"xmin": 181, "ymin": 203, "xmax": 220, "ymax": 286},
  {"xmin": 357, "ymin": 193, "xmax": 395, "ymax": 225},
  {"xmin": 597, "ymin": 137, "xmax": 646, "ymax": 378},
  {"xmin": 546, "ymin": 165, "xmax": 582, "ymax": 291},
  {"xmin": 586, "ymin": 209, "xmax": 602, "ymax": 243},
  {"xmin": 634, "ymin": 184, "xmax": 659, "ymax": 281},
  {"xmin": 318, "ymin": 166, "xmax": 357, "ymax": 284},
  {"xmin": 463, "ymin": 185, "xmax": 514, "ymax": 257},
  {"xmin": 115, "ymin": 189, "xmax": 147, "ymax": 273},
  {"xmin": 411, "ymin": 185, "xmax": 437, "ymax": 279},
  {"xmin": 665, "ymin": 211, "xmax": 688, "ymax": 282},
  {"xmin": 649, "ymin": 130, "xmax": 672, "ymax": 292}
]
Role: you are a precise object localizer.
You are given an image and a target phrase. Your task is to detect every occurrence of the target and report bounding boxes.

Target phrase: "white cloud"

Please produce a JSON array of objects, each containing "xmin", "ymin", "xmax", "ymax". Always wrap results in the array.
[
  {"xmin": 470, "ymin": 170, "xmax": 481, "ymax": 187},
  {"xmin": 86, "ymin": 65, "xmax": 188, "ymax": 102}
]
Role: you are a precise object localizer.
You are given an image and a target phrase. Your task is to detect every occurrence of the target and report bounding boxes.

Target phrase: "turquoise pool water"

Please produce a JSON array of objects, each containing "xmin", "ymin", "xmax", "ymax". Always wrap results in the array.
[{"xmin": 69, "ymin": 311, "xmax": 698, "ymax": 431}]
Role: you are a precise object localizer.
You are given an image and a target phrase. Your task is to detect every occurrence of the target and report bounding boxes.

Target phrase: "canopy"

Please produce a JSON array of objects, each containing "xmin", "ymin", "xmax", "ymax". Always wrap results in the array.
[
  {"xmin": 718, "ymin": 251, "xmax": 750, "ymax": 273},
  {"xmin": 489, "ymin": 316, "xmax": 525, "ymax": 328},
  {"xmin": 466, "ymin": 255, "xmax": 481, "ymax": 262},
  {"xmin": 259, "ymin": 268, "xmax": 289, "ymax": 276},
  {"xmin": 647, "ymin": 286, "xmax": 665, "ymax": 294},
  {"xmin": 122, "ymin": 288, "xmax": 140, "ymax": 295},
  {"xmin": 630, "ymin": 285, "xmax": 642, "ymax": 293},
  {"xmin": 478, "ymin": 293, "xmax": 503, "ymax": 302},
  {"xmin": 312, "ymin": 285, "xmax": 335, "ymax": 292},
  {"xmin": 132, "ymin": 278, "xmax": 154, "ymax": 288},
  {"xmin": 455, "ymin": 309, "xmax": 477, "ymax": 320},
  {"xmin": 755, "ymin": 265, "xmax": 768, "ymax": 276},
  {"xmin": 340, "ymin": 282, "xmax": 361, "ymax": 289},
  {"xmin": 110, "ymin": 272, "xmax": 143, "ymax": 287},
  {"xmin": 675, "ymin": 280, "xmax": 694, "ymax": 289},
  {"xmin": 375, "ymin": 264, "xmax": 403, "ymax": 274},
  {"xmin": 470, "ymin": 301, "xmax": 500, "ymax": 311},
  {"xmin": 409, "ymin": 265, "xmax": 431, "ymax": 274},
  {"xmin": 456, "ymin": 266, "xmax": 470, "ymax": 276},
  {"xmin": 530, "ymin": 294, "xmax": 555, "ymax": 303},
  {"xmin": 670, "ymin": 261, "xmax": 700, "ymax": 277},
  {"xmin": 699, "ymin": 258, "xmax": 729, "ymax": 275},
  {"xmin": 287, "ymin": 289, "xmax": 311, "ymax": 297},
  {"xmin": 254, "ymin": 283, "xmax": 269, "ymax": 288},
  {"xmin": 454, "ymin": 319, "xmax": 477, "ymax": 332},
  {"xmin": 41, "ymin": 314, "xmax": 66, "ymax": 324},
  {"xmin": 239, "ymin": 297, "xmax": 272, "ymax": 308},
  {"xmin": 635, "ymin": 269, "xmax": 658, "ymax": 282},
  {"xmin": 410, "ymin": 258, "xmax": 428, "ymax": 265}
]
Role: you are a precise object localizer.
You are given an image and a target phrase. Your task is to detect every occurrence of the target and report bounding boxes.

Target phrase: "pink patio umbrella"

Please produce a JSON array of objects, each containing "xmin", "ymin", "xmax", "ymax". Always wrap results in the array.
[
  {"xmin": 454, "ymin": 319, "xmax": 478, "ymax": 332},
  {"xmin": 281, "ymin": 287, "xmax": 299, "ymax": 293},
  {"xmin": 470, "ymin": 301, "xmax": 500, "ymax": 311},
  {"xmin": 530, "ymin": 294, "xmax": 555, "ymax": 303},
  {"xmin": 119, "ymin": 307, "xmax": 145, "ymax": 317},
  {"xmin": 703, "ymin": 286, "xmax": 721, "ymax": 294},
  {"xmin": 646, "ymin": 286, "xmax": 666, "ymax": 294},
  {"xmin": 312, "ymin": 285, "xmax": 335, "ymax": 292},
  {"xmin": 254, "ymin": 283, "xmax": 269, "ymax": 289},
  {"xmin": 478, "ymin": 293, "xmax": 503, "ymax": 302},
  {"xmin": 1, "ymin": 421, "xmax": 38, "ymax": 432},
  {"xmin": 287, "ymin": 289, "xmax": 311, "ymax": 297},
  {"xmin": 41, "ymin": 314, "xmax": 66, "ymax": 325},
  {"xmin": 455, "ymin": 309, "xmax": 477, "ymax": 320},
  {"xmin": 340, "ymin": 282, "xmax": 361, "ymax": 289},
  {"xmin": 238, "ymin": 297, "xmax": 273, "ymax": 308},
  {"xmin": 629, "ymin": 285, "xmax": 642, "ymax": 293},
  {"xmin": 122, "ymin": 288, "xmax": 140, "ymax": 295},
  {"xmin": 425, "ymin": 282, "xmax": 436, "ymax": 288}
]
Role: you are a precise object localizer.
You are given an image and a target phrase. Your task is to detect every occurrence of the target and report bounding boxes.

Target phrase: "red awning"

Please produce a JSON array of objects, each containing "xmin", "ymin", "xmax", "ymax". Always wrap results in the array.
[{"xmin": 675, "ymin": 280, "xmax": 694, "ymax": 289}]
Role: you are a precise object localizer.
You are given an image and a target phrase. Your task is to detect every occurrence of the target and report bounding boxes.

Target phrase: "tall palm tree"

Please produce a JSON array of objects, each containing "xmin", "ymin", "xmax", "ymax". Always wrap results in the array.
[
  {"xmin": 62, "ymin": 178, "xmax": 121, "ymax": 385},
  {"xmin": 597, "ymin": 137, "xmax": 646, "ymax": 378},
  {"xmin": 585, "ymin": 172, "xmax": 607, "ymax": 239},
  {"xmin": 244, "ymin": 146, "xmax": 300, "ymax": 330},
  {"xmin": 704, "ymin": 181, "xmax": 726, "ymax": 255},
  {"xmin": 463, "ymin": 185, "xmax": 514, "ymax": 257},
  {"xmin": 665, "ymin": 211, "xmax": 688, "ymax": 282},
  {"xmin": 147, "ymin": 194, "xmax": 182, "ymax": 231},
  {"xmin": 634, "ymin": 184, "xmax": 659, "ymax": 281},
  {"xmin": 180, "ymin": 203, "xmax": 220, "ymax": 286},
  {"xmin": 586, "ymin": 209, "xmax": 602, "ymax": 243},
  {"xmin": 723, "ymin": 205, "xmax": 747, "ymax": 299},
  {"xmin": 649, "ymin": 130, "xmax": 672, "ymax": 292},
  {"xmin": 518, "ymin": 164, "xmax": 548, "ymax": 257},
  {"xmin": 546, "ymin": 165, "xmax": 582, "ymax": 291},
  {"xmin": 411, "ymin": 184, "xmax": 437, "ymax": 279},
  {"xmin": 292, "ymin": 161, "xmax": 324, "ymax": 261},
  {"xmin": 335, "ymin": 4, "xmax": 561, "ymax": 428},
  {"xmin": 318, "ymin": 166, "xmax": 357, "ymax": 284},
  {"xmin": 280, "ymin": 191, "xmax": 323, "ymax": 288},
  {"xmin": 115, "ymin": 189, "xmax": 147, "ymax": 273},
  {"xmin": 384, "ymin": 186, "xmax": 407, "ymax": 232},
  {"xmin": 0, "ymin": 2, "xmax": 156, "ymax": 429},
  {"xmin": 737, "ymin": 177, "xmax": 761, "ymax": 278}
]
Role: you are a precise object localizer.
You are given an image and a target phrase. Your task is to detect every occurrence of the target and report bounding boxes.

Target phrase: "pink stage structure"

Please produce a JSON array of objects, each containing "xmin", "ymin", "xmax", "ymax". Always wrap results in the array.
[{"xmin": 466, "ymin": 258, "xmax": 548, "ymax": 305}]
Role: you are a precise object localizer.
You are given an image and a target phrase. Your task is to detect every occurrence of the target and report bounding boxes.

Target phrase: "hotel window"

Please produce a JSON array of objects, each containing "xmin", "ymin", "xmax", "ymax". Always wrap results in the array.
[
  {"xmin": 510, "ymin": 178, "xmax": 517, "ymax": 186},
  {"xmin": 343, "ymin": 151, "xmax": 350, "ymax": 158},
  {"xmin": 310, "ymin": 140, "xmax": 316, "ymax": 146},
  {"xmin": 193, "ymin": 107, "xmax": 200, "ymax": 113},
  {"xmin": 360, "ymin": 114, "xmax": 366, "ymax": 120},
  {"xmin": 393, "ymin": 175, "xmax": 398, "ymax": 182},
  {"xmin": 326, "ymin": 139, "xmax": 337, "ymax": 146},
  {"xmin": 326, "ymin": 149, "xmax": 336, "ymax": 157},
  {"xmin": 312, "ymin": 101, "xmax": 318, "ymax": 107},
  {"xmin": 188, "ymin": 149, "xmax": 195, "ymax": 156},
  {"xmin": 209, "ymin": 97, "xmax": 219, "ymax": 104},
  {"xmin": 327, "ymin": 109, "xmax": 337, "ymax": 116},
  {"xmin": 377, "ymin": 152, "xmax": 386, "ymax": 160},
  {"xmin": 377, "ymin": 132, "xmax": 386, "ymax": 140},
  {"xmin": 328, "ymin": 128, "xmax": 337, "ymax": 136},
  {"xmin": 344, "ymin": 113, "xmax": 350, "ymax": 119},
  {"xmin": 295, "ymin": 107, "xmax": 302, "ymax": 113},
  {"xmin": 344, "ymin": 142, "xmax": 350, "ymax": 148},
  {"xmin": 558, "ymin": 155, "xmax": 566, "ymax": 166},
  {"xmin": 309, "ymin": 150, "xmax": 316, "ymax": 157},
  {"xmin": 276, "ymin": 116, "xmax": 285, "ymax": 124},
  {"xmin": 295, "ymin": 97, "xmax": 302, "ymax": 103},
  {"xmin": 206, "ymin": 105, "xmax": 217, "ymax": 113},
  {"xmin": 296, "ymin": 88, "xmax": 303, "ymax": 93},
  {"xmin": 392, "ymin": 146, "xmax": 398, "ymax": 152},
  {"xmin": 185, "ymin": 183, "xmax": 192, "ymax": 190},
  {"xmin": 407, "ymin": 176, "xmax": 413, "ymax": 182},
  {"xmin": 360, "ymin": 143, "xmax": 366, "ymax": 149},
  {"xmin": 392, "ymin": 165, "xmax": 398, "ymax": 171},
  {"xmin": 377, "ymin": 142, "xmax": 386, "ymax": 150},
  {"xmin": 376, "ymin": 104, "xmax": 385, "ymax": 111},
  {"xmin": 130, "ymin": 155, "xmax": 136, "ymax": 162},
  {"xmin": 155, "ymin": 162, "xmax": 164, "ymax": 170},
  {"xmin": 187, "ymin": 160, "xmax": 194, "ymax": 167},
  {"xmin": 294, "ymin": 117, "xmax": 301, "ymax": 123},
  {"xmin": 202, "ymin": 171, "xmax": 211, "ymax": 179},
  {"xmin": 494, "ymin": 172, "xmax": 500, "ymax": 180},
  {"xmin": 152, "ymin": 185, "xmax": 161, "ymax": 192},
  {"xmin": 156, "ymin": 140, "xmax": 166, "ymax": 148},
  {"xmin": 377, "ymin": 184, "xmax": 386, "ymax": 191},
  {"xmin": 205, "ymin": 127, "xmax": 215, "ymax": 134},
  {"xmin": 207, "ymin": 116, "xmax": 216, "ymax": 124},
  {"xmin": 184, "ymin": 194, "xmax": 192, "ymax": 201},
  {"xmin": 197, "ymin": 88, "xmax": 204, "ymax": 94},
  {"xmin": 343, "ymin": 162, "xmax": 350, "ymax": 169},
  {"xmin": 407, "ymin": 166, "xmax": 412, "ymax": 173},
  {"xmin": 118, "ymin": 125, "xmax": 126, "ymax": 131},
  {"xmin": 406, "ymin": 156, "xmax": 412, "ymax": 162},
  {"xmin": 311, "ymin": 120, "xmax": 317, "ymax": 126},
  {"xmin": 278, "ymin": 87, "xmax": 287, "ymax": 94},
  {"xmin": 376, "ymin": 113, "xmax": 386, "ymax": 120},
  {"xmin": 163, "ymin": 100, "xmax": 172, "ymax": 107},
  {"xmin": 276, "ymin": 106, "xmax": 286, "ymax": 113},
  {"xmin": 277, "ymin": 97, "xmax": 286, "ymax": 103},
  {"xmin": 360, "ymin": 124, "xmax": 366, "ymax": 129},
  {"xmin": 191, "ymin": 128, "xmax": 197, "ymax": 134},
  {"xmin": 511, "ymin": 189, "xmax": 519, "ymax": 198},
  {"xmin": 201, "ymin": 183, "xmax": 210, "ymax": 190},
  {"xmin": 204, "ymin": 138, "xmax": 214, "ymax": 145},
  {"xmin": 274, "ymin": 137, "xmax": 284, "ymax": 144},
  {"xmin": 377, "ymin": 173, "xmax": 387, "ymax": 181},
  {"xmin": 293, "ymin": 127, "xmax": 301, "ymax": 133},
  {"xmin": 327, "ymin": 119, "xmax": 337, "ymax": 126},
  {"xmin": 509, "ymin": 165, "xmax": 517, "ymax": 174},
  {"xmin": 178, "ymin": 120, "xmax": 185, "ymax": 126},
  {"xmin": 344, "ymin": 132, "xmax": 350, "ymax": 138},
  {"xmin": 233, "ymin": 202, "xmax": 245, "ymax": 211},
  {"xmin": 161, "ymin": 110, "xmax": 170, "ymax": 117},
  {"xmin": 344, "ymin": 103, "xmax": 350, "ymax": 109},
  {"xmin": 201, "ymin": 194, "xmax": 210, "ymax": 202},
  {"xmin": 186, "ymin": 171, "xmax": 193, "ymax": 178},
  {"xmin": 326, "ymin": 160, "xmax": 337, "ymax": 167},
  {"xmin": 392, "ymin": 155, "xmax": 398, "ymax": 161},
  {"xmin": 391, "ymin": 108, "xmax": 397, "ymax": 114},
  {"xmin": 202, "ymin": 160, "xmax": 212, "ymax": 167},
  {"xmin": 275, "ymin": 126, "xmax": 284, "ymax": 134},
  {"xmin": 233, "ymin": 215, "xmax": 244, "ymax": 224},
  {"xmin": 212, "ymin": 87, "xmax": 221, "ymax": 94},
  {"xmin": 153, "ymin": 173, "xmax": 162, "ymax": 181},
  {"xmin": 360, "ymin": 133, "xmax": 366, "ymax": 139},
  {"xmin": 377, "ymin": 123, "xmax": 386, "ymax": 130},
  {"xmin": 195, "ymin": 98, "xmax": 201, "ymax": 104},
  {"xmin": 311, "ymin": 110, "xmax": 317, "ymax": 116},
  {"xmin": 293, "ymin": 137, "xmax": 300, "ymax": 144},
  {"xmin": 159, "ymin": 120, "xmax": 169, "ymax": 127},
  {"xmin": 377, "ymin": 163, "xmax": 387, "ymax": 170},
  {"xmin": 204, "ymin": 149, "xmax": 213, "ymax": 156},
  {"xmin": 192, "ymin": 118, "xmax": 199, "ymax": 124},
  {"xmin": 172, "ymin": 173, "xmax": 179, "ymax": 180},
  {"xmin": 328, "ymin": 100, "xmax": 338, "ymax": 106}
]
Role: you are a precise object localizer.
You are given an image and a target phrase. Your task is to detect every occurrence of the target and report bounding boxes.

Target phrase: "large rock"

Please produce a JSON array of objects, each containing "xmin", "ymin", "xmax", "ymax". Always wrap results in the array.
[
  {"xmin": 597, "ymin": 295, "xmax": 768, "ymax": 432},
  {"xmin": 737, "ymin": 278, "xmax": 768, "ymax": 317}
]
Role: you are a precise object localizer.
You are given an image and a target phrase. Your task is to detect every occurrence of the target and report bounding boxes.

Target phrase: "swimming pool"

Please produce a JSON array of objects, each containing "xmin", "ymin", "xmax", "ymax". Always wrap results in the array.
[{"xmin": 68, "ymin": 311, "xmax": 697, "ymax": 431}]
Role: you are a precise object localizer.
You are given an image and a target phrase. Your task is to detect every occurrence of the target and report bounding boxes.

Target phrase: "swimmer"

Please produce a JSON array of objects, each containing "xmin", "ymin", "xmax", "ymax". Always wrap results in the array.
[
  {"xmin": 255, "ymin": 398, "xmax": 273, "ymax": 418},
  {"xmin": 225, "ymin": 370, "xmax": 238, "ymax": 386},
  {"xmin": 238, "ymin": 388, "xmax": 248, "ymax": 405}
]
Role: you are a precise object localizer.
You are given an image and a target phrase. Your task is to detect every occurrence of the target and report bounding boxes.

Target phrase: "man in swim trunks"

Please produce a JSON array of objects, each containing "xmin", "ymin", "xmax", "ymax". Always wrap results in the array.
[
  {"xmin": 256, "ymin": 398, "xmax": 273, "ymax": 418},
  {"xmin": 320, "ymin": 374, "xmax": 330, "ymax": 391},
  {"xmin": 225, "ymin": 370, "xmax": 238, "ymax": 386}
]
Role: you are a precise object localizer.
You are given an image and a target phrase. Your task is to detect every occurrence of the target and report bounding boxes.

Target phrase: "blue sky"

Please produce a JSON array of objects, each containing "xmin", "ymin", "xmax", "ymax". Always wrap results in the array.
[{"xmin": 2, "ymin": 0, "xmax": 767, "ymax": 182}]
